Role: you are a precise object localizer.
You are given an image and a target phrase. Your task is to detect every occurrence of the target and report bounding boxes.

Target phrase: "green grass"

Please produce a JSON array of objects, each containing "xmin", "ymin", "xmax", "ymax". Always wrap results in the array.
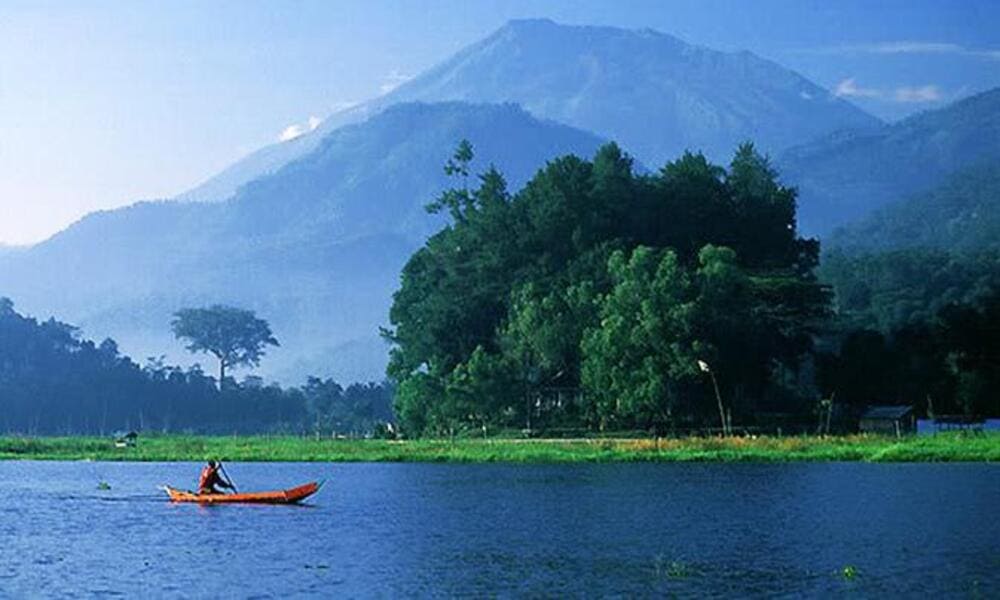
[{"xmin": 0, "ymin": 432, "xmax": 998, "ymax": 462}]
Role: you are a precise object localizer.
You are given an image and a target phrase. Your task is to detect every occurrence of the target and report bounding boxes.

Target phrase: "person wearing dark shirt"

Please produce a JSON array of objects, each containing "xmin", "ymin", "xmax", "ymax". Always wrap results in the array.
[{"xmin": 198, "ymin": 460, "xmax": 234, "ymax": 494}]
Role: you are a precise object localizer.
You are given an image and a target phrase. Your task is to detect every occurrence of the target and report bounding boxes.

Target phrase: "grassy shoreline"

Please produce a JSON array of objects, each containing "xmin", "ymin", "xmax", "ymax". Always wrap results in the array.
[{"xmin": 1, "ymin": 433, "xmax": 998, "ymax": 463}]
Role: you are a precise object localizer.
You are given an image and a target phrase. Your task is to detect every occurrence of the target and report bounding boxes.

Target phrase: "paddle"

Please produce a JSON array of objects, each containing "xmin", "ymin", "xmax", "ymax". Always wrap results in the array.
[{"xmin": 218, "ymin": 462, "xmax": 238, "ymax": 494}]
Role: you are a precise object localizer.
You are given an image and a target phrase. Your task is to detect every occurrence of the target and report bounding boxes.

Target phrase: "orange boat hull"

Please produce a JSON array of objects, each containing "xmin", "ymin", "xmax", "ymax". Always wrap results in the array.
[{"xmin": 164, "ymin": 481, "xmax": 321, "ymax": 504}]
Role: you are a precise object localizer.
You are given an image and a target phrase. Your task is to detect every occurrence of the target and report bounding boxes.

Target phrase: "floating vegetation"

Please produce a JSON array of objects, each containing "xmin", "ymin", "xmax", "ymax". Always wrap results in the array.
[
  {"xmin": 653, "ymin": 555, "xmax": 696, "ymax": 580},
  {"xmin": 841, "ymin": 565, "xmax": 858, "ymax": 579}
]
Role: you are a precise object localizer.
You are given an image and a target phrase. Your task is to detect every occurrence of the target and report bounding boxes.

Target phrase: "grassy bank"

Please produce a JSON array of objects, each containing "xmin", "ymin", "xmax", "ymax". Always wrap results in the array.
[{"xmin": 0, "ymin": 433, "xmax": 998, "ymax": 462}]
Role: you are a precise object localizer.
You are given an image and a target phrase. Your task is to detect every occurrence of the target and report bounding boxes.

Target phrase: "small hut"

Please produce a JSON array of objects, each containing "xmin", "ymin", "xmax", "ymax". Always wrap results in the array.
[
  {"xmin": 859, "ymin": 406, "xmax": 915, "ymax": 437},
  {"xmin": 113, "ymin": 431, "xmax": 139, "ymax": 448}
]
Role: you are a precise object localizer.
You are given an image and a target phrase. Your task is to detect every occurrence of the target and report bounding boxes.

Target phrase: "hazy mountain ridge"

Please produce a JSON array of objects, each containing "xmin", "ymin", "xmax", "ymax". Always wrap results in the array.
[
  {"xmin": 0, "ymin": 102, "xmax": 609, "ymax": 383},
  {"xmin": 827, "ymin": 160, "xmax": 1000, "ymax": 255},
  {"xmin": 178, "ymin": 18, "xmax": 878, "ymax": 204},
  {"xmin": 780, "ymin": 87, "xmax": 1000, "ymax": 236}
]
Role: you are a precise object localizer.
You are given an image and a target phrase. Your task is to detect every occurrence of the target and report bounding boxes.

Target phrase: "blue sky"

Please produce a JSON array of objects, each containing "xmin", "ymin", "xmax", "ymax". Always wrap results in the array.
[{"xmin": 1, "ymin": 0, "xmax": 999, "ymax": 245}]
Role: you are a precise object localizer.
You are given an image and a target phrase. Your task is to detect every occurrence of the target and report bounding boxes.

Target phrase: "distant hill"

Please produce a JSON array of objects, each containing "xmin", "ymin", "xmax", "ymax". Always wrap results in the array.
[
  {"xmin": 779, "ymin": 87, "xmax": 1000, "ymax": 236},
  {"xmin": 179, "ymin": 18, "xmax": 877, "ymax": 204},
  {"xmin": 0, "ymin": 102, "xmax": 608, "ymax": 383},
  {"xmin": 827, "ymin": 161, "xmax": 1000, "ymax": 255}
]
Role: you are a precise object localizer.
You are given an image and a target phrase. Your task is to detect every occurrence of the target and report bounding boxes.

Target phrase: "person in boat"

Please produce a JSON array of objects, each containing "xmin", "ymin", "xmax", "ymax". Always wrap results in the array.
[{"xmin": 198, "ymin": 460, "xmax": 234, "ymax": 495}]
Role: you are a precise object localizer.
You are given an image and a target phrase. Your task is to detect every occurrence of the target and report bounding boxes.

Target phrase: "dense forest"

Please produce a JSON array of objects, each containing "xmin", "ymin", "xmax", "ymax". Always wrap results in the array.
[
  {"xmin": 385, "ymin": 142, "xmax": 1000, "ymax": 437},
  {"xmin": 385, "ymin": 142, "xmax": 830, "ymax": 436},
  {"xmin": 4, "ymin": 141, "xmax": 999, "ymax": 437},
  {"xmin": 0, "ymin": 298, "xmax": 392, "ymax": 435}
]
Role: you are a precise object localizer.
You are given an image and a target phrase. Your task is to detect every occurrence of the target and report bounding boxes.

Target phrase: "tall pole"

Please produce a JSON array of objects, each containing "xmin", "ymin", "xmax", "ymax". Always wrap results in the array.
[
  {"xmin": 699, "ymin": 360, "xmax": 727, "ymax": 437},
  {"xmin": 710, "ymin": 371, "xmax": 727, "ymax": 436}
]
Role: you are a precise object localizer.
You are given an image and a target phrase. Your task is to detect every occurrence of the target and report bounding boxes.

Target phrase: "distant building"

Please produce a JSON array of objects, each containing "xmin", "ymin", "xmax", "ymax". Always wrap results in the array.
[
  {"xmin": 113, "ymin": 431, "xmax": 139, "ymax": 448},
  {"xmin": 859, "ymin": 406, "xmax": 916, "ymax": 437}
]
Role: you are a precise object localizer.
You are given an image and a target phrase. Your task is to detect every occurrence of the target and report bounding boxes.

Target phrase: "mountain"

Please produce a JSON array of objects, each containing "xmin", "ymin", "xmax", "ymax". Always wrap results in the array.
[
  {"xmin": 0, "ymin": 102, "xmax": 608, "ymax": 383},
  {"xmin": 779, "ymin": 87, "xmax": 1000, "ymax": 236},
  {"xmin": 179, "ymin": 19, "xmax": 878, "ymax": 204},
  {"xmin": 827, "ymin": 161, "xmax": 1000, "ymax": 255}
]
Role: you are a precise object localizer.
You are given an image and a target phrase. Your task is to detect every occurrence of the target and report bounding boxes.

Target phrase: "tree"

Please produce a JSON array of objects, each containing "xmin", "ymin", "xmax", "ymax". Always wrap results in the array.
[
  {"xmin": 581, "ymin": 247, "xmax": 699, "ymax": 432},
  {"xmin": 171, "ymin": 305, "xmax": 278, "ymax": 388},
  {"xmin": 426, "ymin": 139, "xmax": 476, "ymax": 220},
  {"xmin": 387, "ymin": 142, "xmax": 833, "ymax": 434}
]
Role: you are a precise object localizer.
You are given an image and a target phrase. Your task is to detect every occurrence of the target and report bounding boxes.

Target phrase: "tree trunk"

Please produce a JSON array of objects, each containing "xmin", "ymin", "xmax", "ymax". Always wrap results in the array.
[{"xmin": 219, "ymin": 359, "xmax": 226, "ymax": 390}]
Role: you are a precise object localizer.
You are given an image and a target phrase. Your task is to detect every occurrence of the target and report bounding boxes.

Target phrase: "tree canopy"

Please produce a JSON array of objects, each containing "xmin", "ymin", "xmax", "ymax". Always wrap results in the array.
[
  {"xmin": 385, "ymin": 141, "xmax": 830, "ymax": 436},
  {"xmin": 0, "ymin": 297, "xmax": 391, "ymax": 435},
  {"xmin": 171, "ymin": 305, "xmax": 279, "ymax": 387}
]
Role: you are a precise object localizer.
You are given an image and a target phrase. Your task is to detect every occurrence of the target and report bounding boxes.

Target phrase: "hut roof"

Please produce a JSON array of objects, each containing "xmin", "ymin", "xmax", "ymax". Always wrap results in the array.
[{"xmin": 861, "ymin": 405, "xmax": 913, "ymax": 420}]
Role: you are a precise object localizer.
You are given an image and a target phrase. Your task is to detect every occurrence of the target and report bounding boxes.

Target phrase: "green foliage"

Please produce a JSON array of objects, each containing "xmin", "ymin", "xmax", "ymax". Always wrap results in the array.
[
  {"xmin": 171, "ymin": 305, "xmax": 279, "ymax": 385},
  {"xmin": 581, "ymin": 247, "xmax": 697, "ymax": 431},
  {"xmin": 816, "ymin": 287, "xmax": 1000, "ymax": 417},
  {"xmin": 387, "ymin": 141, "xmax": 828, "ymax": 435},
  {"xmin": 820, "ymin": 248, "xmax": 1000, "ymax": 332},
  {"xmin": 0, "ymin": 298, "xmax": 391, "ymax": 435},
  {"xmin": 3, "ymin": 433, "xmax": 998, "ymax": 463}
]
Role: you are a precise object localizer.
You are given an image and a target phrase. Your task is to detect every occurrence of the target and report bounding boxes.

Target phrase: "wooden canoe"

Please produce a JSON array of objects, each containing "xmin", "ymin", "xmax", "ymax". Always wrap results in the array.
[{"xmin": 164, "ymin": 481, "xmax": 321, "ymax": 504}]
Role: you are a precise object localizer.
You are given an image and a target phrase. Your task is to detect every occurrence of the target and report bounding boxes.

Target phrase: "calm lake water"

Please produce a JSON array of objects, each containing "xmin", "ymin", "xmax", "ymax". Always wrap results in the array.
[{"xmin": 0, "ymin": 462, "xmax": 997, "ymax": 597}]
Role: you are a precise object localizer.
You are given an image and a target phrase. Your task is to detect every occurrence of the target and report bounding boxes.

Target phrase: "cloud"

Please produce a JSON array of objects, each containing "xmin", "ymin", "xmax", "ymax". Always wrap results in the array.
[
  {"xmin": 277, "ymin": 115, "xmax": 323, "ymax": 142},
  {"xmin": 857, "ymin": 41, "xmax": 963, "ymax": 55},
  {"xmin": 893, "ymin": 85, "xmax": 941, "ymax": 103},
  {"xmin": 379, "ymin": 70, "xmax": 412, "ymax": 94},
  {"xmin": 834, "ymin": 78, "xmax": 881, "ymax": 99},
  {"xmin": 278, "ymin": 124, "xmax": 305, "ymax": 142},
  {"xmin": 834, "ymin": 78, "xmax": 944, "ymax": 104},
  {"xmin": 813, "ymin": 41, "xmax": 1000, "ymax": 61}
]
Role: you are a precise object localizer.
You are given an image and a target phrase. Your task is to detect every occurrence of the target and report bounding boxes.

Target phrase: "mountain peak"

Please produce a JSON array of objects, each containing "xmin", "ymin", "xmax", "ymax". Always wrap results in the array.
[
  {"xmin": 178, "ymin": 18, "xmax": 879, "ymax": 204},
  {"xmin": 491, "ymin": 18, "xmax": 687, "ymax": 50},
  {"xmin": 500, "ymin": 17, "xmax": 558, "ymax": 30}
]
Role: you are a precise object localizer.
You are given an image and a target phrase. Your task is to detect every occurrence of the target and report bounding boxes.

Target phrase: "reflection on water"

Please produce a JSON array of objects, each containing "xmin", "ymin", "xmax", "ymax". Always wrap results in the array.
[{"xmin": 0, "ymin": 461, "xmax": 998, "ymax": 596}]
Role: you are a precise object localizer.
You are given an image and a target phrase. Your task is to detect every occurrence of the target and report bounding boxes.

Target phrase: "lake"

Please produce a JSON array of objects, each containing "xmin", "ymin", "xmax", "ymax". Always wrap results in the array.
[{"xmin": 1, "ymin": 462, "xmax": 997, "ymax": 597}]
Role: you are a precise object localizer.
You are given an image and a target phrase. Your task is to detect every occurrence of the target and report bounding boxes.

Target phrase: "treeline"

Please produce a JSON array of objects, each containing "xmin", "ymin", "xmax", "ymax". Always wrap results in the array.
[
  {"xmin": 820, "ymin": 249, "xmax": 1000, "ymax": 417},
  {"xmin": 0, "ymin": 298, "xmax": 392, "ymax": 435},
  {"xmin": 385, "ymin": 142, "xmax": 830, "ymax": 436},
  {"xmin": 386, "ymin": 142, "xmax": 1000, "ymax": 438}
]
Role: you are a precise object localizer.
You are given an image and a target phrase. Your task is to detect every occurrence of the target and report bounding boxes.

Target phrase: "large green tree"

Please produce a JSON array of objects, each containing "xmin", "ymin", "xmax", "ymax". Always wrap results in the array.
[
  {"xmin": 171, "ymin": 305, "xmax": 279, "ymax": 388},
  {"xmin": 386, "ymin": 140, "xmax": 829, "ymax": 437},
  {"xmin": 581, "ymin": 247, "xmax": 698, "ymax": 432}
]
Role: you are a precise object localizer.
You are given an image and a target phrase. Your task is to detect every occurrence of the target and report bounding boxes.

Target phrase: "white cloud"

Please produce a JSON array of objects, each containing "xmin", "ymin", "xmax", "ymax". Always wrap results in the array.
[
  {"xmin": 814, "ymin": 41, "xmax": 1000, "ymax": 61},
  {"xmin": 330, "ymin": 100, "xmax": 359, "ymax": 113},
  {"xmin": 860, "ymin": 41, "xmax": 963, "ymax": 55},
  {"xmin": 834, "ymin": 78, "xmax": 943, "ymax": 104},
  {"xmin": 894, "ymin": 85, "xmax": 941, "ymax": 103},
  {"xmin": 834, "ymin": 78, "xmax": 882, "ymax": 99},
  {"xmin": 379, "ymin": 70, "xmax": 412, "ymax": 94},
  {"xmin": 277, "ymin": 115, "xmax": 323, "ymax": 142},
  {"xmin": 278, "ymin": 124, "xmax": 305, "ymax": 142}
]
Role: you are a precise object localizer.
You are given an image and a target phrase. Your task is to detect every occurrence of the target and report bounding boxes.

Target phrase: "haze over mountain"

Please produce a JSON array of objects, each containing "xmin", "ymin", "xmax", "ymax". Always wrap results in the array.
[
  {"xmin": 0, "ymin": 103, "xmax": 607, "ymax": 382},
  {"xmin": 179, "ymin": 19, "xmax": 878, "ymax": 204},
  {"xmin": 780, "ymin": 87, "xmax": 1000, "ymax": 236},
  {"xmin": 827, "ymin": 161, "xmax": 1000, "ymax": 255},
  {"xmin": 8, "ymin": 19, "xmax": 970, "ymax": 385}
]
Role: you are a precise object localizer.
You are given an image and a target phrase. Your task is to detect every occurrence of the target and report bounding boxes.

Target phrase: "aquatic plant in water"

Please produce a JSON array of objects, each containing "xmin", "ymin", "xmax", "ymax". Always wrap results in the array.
[{"xmin": 653, "ymin": 554, "xmax": 694, "ymax": 579}]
